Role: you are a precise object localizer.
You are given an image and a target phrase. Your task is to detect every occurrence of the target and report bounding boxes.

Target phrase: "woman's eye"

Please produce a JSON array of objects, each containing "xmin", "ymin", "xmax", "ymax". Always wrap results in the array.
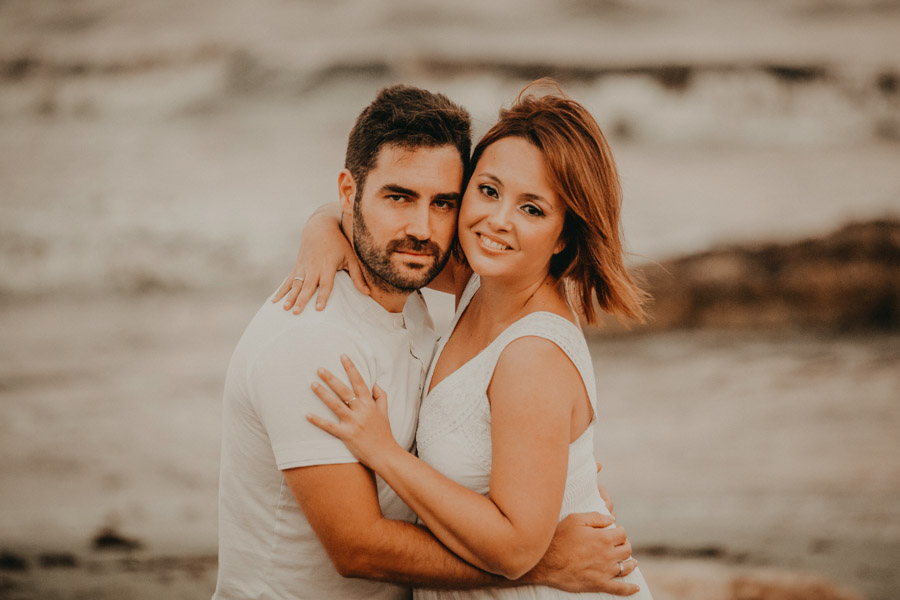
[
  {"xmin": 522, "ymin": 204, "xmax": 544, "ymax": 217},
  {"xmin": 478, "ymin": 184, "xmax": 499, "ymax": 199}
]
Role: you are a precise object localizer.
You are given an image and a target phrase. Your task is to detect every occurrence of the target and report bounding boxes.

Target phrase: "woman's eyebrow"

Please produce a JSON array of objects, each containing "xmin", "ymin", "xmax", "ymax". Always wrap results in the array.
[
  {"xmin": 477, "ymin": 172, "xmax": 502, "ymax": 186},
  {"xmin": 522, "ymin": 192, "xmax": 549, "ymax": 205}
]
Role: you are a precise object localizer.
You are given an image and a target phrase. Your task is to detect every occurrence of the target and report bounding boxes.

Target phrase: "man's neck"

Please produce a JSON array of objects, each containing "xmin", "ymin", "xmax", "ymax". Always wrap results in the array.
[{"xmin": 360, "ymin": 268, "xmax": 411, "ymax": 314}]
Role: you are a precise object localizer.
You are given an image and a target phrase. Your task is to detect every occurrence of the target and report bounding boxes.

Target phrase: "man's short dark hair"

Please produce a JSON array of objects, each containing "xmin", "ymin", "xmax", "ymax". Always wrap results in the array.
[{"xmin": 345, "ymin": 85, "xmax": 472, "ymax": 197}]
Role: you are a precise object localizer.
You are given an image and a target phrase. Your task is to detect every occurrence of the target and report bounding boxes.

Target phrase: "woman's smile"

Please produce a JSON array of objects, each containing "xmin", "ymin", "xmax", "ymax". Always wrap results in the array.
[{"xmin": 475, "ymin": 232, "xmax": 512, "ymax": 252}]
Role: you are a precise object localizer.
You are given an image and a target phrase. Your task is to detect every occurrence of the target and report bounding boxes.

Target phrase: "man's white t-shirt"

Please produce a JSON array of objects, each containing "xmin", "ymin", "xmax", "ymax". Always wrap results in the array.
[{"xmin": 213, "ymin": 272, "xmax": 436, "ymax": 599}]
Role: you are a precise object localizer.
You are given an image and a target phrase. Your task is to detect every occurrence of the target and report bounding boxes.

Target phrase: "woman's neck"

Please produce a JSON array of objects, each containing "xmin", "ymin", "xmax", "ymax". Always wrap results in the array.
[{"xmin": 469, "ymin": 273, "xmax": 561, "ymax": 327}]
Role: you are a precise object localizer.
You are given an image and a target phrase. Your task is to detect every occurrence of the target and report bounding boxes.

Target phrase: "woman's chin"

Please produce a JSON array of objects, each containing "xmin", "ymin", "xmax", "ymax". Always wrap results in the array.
[{"xmin": 466, "ymin": 258, "xmax": 514, "ymax": 280}]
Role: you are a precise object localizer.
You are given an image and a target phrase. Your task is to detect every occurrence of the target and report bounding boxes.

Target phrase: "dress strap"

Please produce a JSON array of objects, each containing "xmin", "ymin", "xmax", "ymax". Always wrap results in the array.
[
  {"xmin": 445, "ymin": 273, "xmax": 481, "ymax": 333},
  {"xmin": 422, "ymin": 274, "xmax": 482, "ymax": 398},
  {"xmin": 457, "ymin": 274, "xmax": 480, "ymax": 314},
  {"xmin": 488, "ymin": 312, "xmax": 598, "ymax": 414}
]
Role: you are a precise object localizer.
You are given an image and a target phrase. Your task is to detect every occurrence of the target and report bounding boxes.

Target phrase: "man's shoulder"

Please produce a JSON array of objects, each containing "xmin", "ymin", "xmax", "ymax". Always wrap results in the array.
[
  {"xmin": 270, "ymin": 273, "xmax": 367, "ymax": 324},
  {"xmin": 238, "ymin": 278, "xmax": 368, "ymax": 364}
]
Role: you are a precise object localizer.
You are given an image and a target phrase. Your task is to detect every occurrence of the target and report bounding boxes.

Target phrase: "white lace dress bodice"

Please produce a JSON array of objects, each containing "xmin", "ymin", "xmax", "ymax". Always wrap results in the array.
[{"xmin": 414, "ymin": 275, "xmax": 652, "ymax": 599}]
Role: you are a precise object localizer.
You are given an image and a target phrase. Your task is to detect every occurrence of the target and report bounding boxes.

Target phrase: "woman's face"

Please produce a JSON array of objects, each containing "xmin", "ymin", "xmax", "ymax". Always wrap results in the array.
[{"xmin": 459, "ymin": 136, "xmax": 566, "ymax": 282}]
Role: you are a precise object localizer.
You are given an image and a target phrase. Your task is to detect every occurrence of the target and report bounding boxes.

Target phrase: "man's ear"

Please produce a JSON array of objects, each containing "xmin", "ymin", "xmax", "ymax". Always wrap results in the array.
[{"xmin": 337, "ymin": 169, "xmax": 356, "ymax": 218}]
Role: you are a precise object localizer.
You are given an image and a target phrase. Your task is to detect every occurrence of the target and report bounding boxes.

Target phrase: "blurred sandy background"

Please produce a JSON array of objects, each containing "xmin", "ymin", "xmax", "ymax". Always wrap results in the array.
[{"xmin": 1, "ymin": 1, "xmax": 899, "ymax": 599}]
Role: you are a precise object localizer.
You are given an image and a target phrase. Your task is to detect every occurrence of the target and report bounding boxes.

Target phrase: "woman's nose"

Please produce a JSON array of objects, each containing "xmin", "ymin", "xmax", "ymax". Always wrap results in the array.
[{"xmin": 485, "ymin": 201, "xmax": 513, "ymax": 231}]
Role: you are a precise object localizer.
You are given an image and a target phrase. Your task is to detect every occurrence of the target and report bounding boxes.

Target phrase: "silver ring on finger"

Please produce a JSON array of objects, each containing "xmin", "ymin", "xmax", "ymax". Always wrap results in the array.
[
  {"xmin": 617, "ymin": 561, "xmax": 624, "ymax": 577},
  {"xmin": 293, "ymin": 276, "xmax": 305, "ymax": 283},
  {"xmin": 345, "ymin": 396, "xmax": 356, "ymax": 408}
]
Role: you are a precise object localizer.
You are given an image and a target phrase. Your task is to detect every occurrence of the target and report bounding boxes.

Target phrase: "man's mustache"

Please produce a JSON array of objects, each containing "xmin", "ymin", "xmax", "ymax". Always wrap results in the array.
[{"xmin": 388, "ymin": 237, "xmax": 441, "ymax": 257}]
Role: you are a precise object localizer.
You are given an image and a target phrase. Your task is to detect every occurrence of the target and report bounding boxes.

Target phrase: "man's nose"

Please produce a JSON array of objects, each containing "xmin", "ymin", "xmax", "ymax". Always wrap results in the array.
[{"xmin": 405, "ymin": 203, "xmax": 432, "ymax": 240}]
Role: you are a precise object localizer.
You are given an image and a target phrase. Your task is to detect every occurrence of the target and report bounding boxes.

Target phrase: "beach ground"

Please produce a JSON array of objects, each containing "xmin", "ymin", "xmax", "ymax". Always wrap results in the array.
[{"xmin": 1, "ymin": 291, "xmax": 897, "ymax": 599}]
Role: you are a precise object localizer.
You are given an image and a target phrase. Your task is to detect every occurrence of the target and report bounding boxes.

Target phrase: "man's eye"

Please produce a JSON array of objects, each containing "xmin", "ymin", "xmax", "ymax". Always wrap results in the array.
[
  {"xmin": 479, "ymin": 184, "xmax": 499, "ymax": 199},
  {"xmin": 388, "ymin": 195, "xmax": 406, "ymax": 202},
  {"xmin": 433, "ymin": 200, "xmax": 457, "ymax": 210}
]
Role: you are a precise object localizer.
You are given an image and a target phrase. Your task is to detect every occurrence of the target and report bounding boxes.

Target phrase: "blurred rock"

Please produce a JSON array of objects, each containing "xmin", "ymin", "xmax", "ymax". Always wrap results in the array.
[
  {"xmin": 91, "ymin": 527, "xmax": 143, "ymax": 552},
  {"xmin": 38, "ymin": 552, "xmax": 78, "ymax": 568},
  {"xmin": 638, "ymin": 543, "xmax": 748, "ymax": 563},
  {"xmin": 605, "ymin": 219, "xmax": 900, "ymax": 333},
  {"xmin": 0, "ymin": 551, "xmax": 28, "ymax": 572}
]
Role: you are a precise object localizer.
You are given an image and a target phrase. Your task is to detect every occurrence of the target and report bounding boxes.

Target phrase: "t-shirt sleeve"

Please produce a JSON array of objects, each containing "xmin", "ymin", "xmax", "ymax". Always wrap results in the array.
[{"xmin": 246, "ymin": 322, "xmax": 374, "ymax": 470}]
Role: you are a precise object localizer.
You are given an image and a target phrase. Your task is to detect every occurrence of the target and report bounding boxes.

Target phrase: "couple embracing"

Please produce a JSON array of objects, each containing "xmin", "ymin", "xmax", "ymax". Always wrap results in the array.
[{"xmin": 213, "ymin": 80, "xmax": 652, "ymax": 599}]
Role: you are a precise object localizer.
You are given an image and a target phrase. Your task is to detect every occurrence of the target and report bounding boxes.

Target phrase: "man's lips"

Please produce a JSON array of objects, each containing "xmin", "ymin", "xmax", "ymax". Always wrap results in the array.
[{"xmin": 394, "ymin": 250, "xmax": 435, "ymax": 260}]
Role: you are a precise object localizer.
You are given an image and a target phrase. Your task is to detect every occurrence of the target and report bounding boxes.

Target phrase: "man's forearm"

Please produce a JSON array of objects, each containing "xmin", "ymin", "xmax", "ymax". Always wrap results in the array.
[
  {"xmin": 339, "ymin": 513, "xmax": 639, "ymax": 595},
  {"xmin": 285, "ymin": 462, "xmax": 563, "ymax": 591},
  {"xmin": 338, "ymin": 518, "xmax": 528, "ymax": 590}
]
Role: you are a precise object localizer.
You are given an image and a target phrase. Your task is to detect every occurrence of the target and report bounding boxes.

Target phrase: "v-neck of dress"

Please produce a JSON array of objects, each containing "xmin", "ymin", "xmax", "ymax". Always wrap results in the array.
[{"xmin": 423, "ymin": 274, "xmax": 576, "ymax": 399}]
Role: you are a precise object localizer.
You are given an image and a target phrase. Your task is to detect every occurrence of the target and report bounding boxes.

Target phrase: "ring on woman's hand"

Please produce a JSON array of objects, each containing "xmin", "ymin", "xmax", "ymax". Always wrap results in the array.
[
  {"xmin": 616, "ymin": 561, "xmax": 624, "ymax": 577},
  {"xmin": 345, "ymin": 397, "xmax": 356, "ymax": 407},
  {"xmin": 293, "ymin": 276, "xmax": 305, "ymax": 283}
]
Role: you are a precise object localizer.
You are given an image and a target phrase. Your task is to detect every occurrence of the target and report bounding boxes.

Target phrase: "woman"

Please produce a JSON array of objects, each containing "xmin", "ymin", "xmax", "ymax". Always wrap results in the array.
[{"xmin": 278, "ymin": 81, "xmax": 652, "ymax": 598}]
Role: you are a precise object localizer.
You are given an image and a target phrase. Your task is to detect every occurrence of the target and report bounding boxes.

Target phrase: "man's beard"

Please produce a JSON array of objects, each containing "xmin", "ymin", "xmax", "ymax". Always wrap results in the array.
[{"xmin": 353, "ymin": 201, "xmax": 450, "ymax": 293}]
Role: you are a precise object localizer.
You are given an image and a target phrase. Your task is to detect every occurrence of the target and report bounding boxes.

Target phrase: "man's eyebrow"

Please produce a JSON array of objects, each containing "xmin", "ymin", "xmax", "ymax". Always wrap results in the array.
[
  {"xmin": 433, "ymin": 192, "xmax": 461, "ymax": 202},
  {"xmin": 380, "ymin": 184, "xmax": 460, "ymax": 203},
  {"xmin": 380, "ymin": 184, "xmax": 419, "ymax": 198}
]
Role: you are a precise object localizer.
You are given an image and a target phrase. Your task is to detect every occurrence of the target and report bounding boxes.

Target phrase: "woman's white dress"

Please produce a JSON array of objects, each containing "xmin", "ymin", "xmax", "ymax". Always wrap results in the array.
[{"xmin": 414, "ymin": 275, "xmax": 652, "ymax": 599}]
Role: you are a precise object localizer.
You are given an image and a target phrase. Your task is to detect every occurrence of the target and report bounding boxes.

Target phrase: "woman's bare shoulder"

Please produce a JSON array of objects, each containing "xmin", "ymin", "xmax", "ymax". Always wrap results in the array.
[{"xmin": 491, "ymin": 334, "xmax": 583, "ymax": 402}]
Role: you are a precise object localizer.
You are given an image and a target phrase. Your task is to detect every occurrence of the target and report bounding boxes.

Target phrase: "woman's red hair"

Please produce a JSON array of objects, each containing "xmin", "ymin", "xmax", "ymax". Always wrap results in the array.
[{"xmin": 469, "ymin": 79, "xmax": 647, "ymax": 324}]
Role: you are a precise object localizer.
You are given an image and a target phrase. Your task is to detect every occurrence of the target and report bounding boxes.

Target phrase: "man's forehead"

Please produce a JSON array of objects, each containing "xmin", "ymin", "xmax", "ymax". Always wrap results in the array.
[
  {"xmin": 371, "ymin": 143, "xmax": 460, "ymax": 169},
  {"xmin": 364, "ymin": 145, "xmax": 463, "ymax": 197}
]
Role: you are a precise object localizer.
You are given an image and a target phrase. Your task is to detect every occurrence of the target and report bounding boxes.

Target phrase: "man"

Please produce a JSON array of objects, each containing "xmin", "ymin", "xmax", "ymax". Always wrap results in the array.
[{"xmin": 214, "ymin": 85, "xmax": 637, "ymax": 599}]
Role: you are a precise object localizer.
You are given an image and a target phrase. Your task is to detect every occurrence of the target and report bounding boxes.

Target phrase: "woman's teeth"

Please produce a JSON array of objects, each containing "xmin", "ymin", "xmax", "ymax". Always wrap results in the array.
[{"xmin": 479, "ymin": 234, "xmax": 509, "ymax": 251}]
